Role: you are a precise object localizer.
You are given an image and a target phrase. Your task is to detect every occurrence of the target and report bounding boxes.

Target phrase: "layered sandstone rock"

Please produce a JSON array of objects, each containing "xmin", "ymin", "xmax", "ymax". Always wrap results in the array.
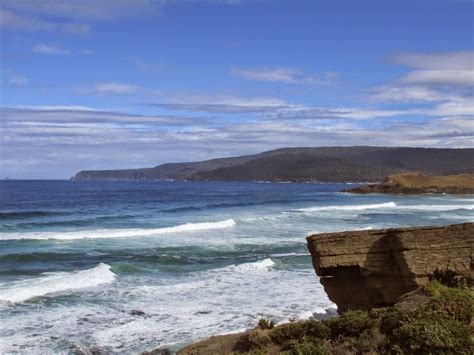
[
  {"xmin": 343, "ymin": 173, "xmax": 474, "ymax": 194},
  {"xmin": 307, "ymin": 223, "xmax": 473, "ymax": 312}
]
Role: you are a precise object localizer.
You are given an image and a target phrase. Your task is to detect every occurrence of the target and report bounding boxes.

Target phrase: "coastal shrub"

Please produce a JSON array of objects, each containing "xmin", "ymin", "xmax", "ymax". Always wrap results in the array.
[
  {"xmin": 257, "ymin": 318, "xmax": 275, "ymax": 330},
  {"xmin": 429, "ymin": 268, "xmax": 472, "ymax": 289},
  {"xmin": 303, "ymin": 320, "xmax": 330, "ymax": 339},
  {"xmin": 423, "ymin": 281, "xmax": 473, "ymax": 323},
  {"xmin": 269, "ymin": 323, "xmax": 307, "ymax": 344},
  {"xmin": 282, "ymin": 339, "xmax": 331, "ymax": 355},
  {"xmin": 376, "ymin": 308, "xmax": 402, "ymax": 335},
  {"xmin": 323, "ymin": 310, "xmax": 374, "ymax": 338},
  {"xmin": 352, "ymin": 329, "xmax": 374, "ymax": 352},
  {"xmin": 269, "ymin": 320, "xmax": 330, "ymax": 345},
  {"xmin": 247, "ymin": 328, "xmax": 271, "ymax": 349},
  {"xmin": 393, "ymin": 314, "xmax": 472, "ymax": 354}
]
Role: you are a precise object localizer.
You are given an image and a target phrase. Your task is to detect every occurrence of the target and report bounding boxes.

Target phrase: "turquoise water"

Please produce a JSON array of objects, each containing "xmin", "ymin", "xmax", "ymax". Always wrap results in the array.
[{"xmin": 0, "ymin": 180, "xmax": 473, "ymax": 353}]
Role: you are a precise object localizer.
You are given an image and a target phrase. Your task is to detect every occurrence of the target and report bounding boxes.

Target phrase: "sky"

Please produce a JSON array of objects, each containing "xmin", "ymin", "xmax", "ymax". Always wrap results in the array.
[{"xmin": 0, "ymin": 0, "xmax": 473, "ymax": 179}]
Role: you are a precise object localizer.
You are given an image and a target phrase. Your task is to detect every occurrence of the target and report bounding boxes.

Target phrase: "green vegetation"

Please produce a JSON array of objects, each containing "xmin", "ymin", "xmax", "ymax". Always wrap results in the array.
[
  {"xmin": 258, "ymin": 318, "xmax": 276, "ymax": 330},
  {"xmin": 429, "ymin": 267, "xmax": 473, "ymax": 289},
  {"xmin": 239, "ymin": 281, "xmax": 473, "ymax": 354}
]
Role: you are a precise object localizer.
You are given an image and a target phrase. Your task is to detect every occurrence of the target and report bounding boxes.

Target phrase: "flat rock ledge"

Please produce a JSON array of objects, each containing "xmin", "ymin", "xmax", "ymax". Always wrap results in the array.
[
  {"xmin": 342, "ymin": 173, "xmax": 474, "ymax": 194},
  {"xmin": 307, "ymin": 222, "xmax": 474, "ymax": 313}
]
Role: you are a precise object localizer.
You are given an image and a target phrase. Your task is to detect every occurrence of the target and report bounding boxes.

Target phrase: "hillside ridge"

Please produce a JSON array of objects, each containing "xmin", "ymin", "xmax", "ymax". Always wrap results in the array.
[{"xmin": 72, "ymin": 146, "xmax": 474, "ymax": 182}]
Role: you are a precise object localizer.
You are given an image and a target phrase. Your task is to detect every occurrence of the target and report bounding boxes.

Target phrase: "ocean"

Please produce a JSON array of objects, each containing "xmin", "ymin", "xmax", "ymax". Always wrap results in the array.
[{"xmin": 0, "ymin": 180, "xmax": 473, "ymax": 354}]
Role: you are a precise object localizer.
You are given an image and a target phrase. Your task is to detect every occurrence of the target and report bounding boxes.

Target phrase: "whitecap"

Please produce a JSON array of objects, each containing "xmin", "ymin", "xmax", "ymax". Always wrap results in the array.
[
  {"xmin": 397, "ymin": 204, "xmax": 474, "ymax": 211},
  {"xmin": 297, "ymin": 202, "xmax": 397, "ymax": 212},
  {"xmin": 0, "ymin": 219, "xmax": 236, "ymax": 241},
  {"xmin": 227, "ymin": 258, "xmax": 275, "ymax": 272},
  {"xmin": 0, "ymin": 263, "xmax": 115, "ymax": 303}
]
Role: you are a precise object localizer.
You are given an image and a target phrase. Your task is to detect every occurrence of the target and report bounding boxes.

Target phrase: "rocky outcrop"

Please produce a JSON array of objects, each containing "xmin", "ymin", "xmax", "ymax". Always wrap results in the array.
[
  {"xmin": 307, "ymin": 223, "xmax": 474, "ymax": 312},
  {"xmin": 343, "ymin": 173, "xmax": 474, "ymax": 194}
]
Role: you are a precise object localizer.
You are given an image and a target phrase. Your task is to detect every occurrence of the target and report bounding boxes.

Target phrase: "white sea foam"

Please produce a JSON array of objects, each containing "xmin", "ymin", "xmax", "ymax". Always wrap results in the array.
[
  {"xmin": 297, "ymin": 201, "xmax": 397, "ymax": 212},
  {"xmin": 0, "ymin": 219, "xmax": 236, "ymax": 241},
  {"xmin": 298, "ymin": 202, "xmax": 473, "ymax": 213},
  {"xmin": 136, "ymin": 258, "xmax": 277, "ymax": 296},
  {"xmin": 226, "ymin": 258, "xmax": 276, "ymax": 272},
  {"xmin": 398, "ymin": 204, "xmax": 474, "ymax": 211},
  {"xmin": 356, "ymin": 225, "xmax": 375, "ymax": 230},
  {"xmin": 270, "ymin": 252, "xmax": 310, "ymax": 258},
  {"xmin": 0, "ymin": 263, "xmax": 115, "ymax": 303}
]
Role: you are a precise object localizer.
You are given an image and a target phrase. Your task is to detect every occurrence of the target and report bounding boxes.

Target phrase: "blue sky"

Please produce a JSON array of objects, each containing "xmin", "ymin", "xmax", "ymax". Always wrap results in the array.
[{"xmin": 0, "ymin": 0, "xmax": 473, "ymax": 178}]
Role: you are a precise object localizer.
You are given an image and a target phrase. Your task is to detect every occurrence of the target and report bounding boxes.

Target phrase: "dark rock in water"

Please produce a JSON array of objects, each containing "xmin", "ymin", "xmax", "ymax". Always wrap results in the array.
[
  {"xmin": 306, "ymin": 222, "xmax": 474, "ymax": 313},
  {"xmin": 130, "ymin": 309, "xmax": 146, "ymax": 316},
  {"xmin": 342, "ymin": 172, "xmax": 474, "ymax": 194}
]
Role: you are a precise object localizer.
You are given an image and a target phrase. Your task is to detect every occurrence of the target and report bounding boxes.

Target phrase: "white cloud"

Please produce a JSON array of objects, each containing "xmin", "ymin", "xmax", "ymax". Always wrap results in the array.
[
  {"xmin": 230, "ymin": 67, "xmax": 333, "ymax": 85},
  {"xmin": 0, "ymin": 107, "xmax": 205, "ymax": 125},
  {"xmin": 369, "ymin": 85, "xmax": 446, "ymax": 102},
  {"xmin": 76, "ymin": 83, "xmax": 139, "ymax": 96},
  {"xmin": 1, "ymin": 0, "xmax": 163, "ymax": 21},
  {"xmin": 33, "ymin": 44, "xmax": 71, "ymax": 55},
  {"xmin": 147, "ymin": 93, "xmax": 288, "ymax": 112},
  {"xmin": 392, "ymin": 51, "xmax": 474, "ymax": 87},
  {"xmin": 94, "ymin": 83, "xmax": 138, "ymax": 95},
  {"xmin": 0, "ymin": 8, "xmax": 55, "ymax": 31},
  {"xmin": 394, "ymin": 52, "xmax": 474, "ymax": 71},
  {"xmin": 0, "ymin": 8, "xmax": 90, "ymax": 34},
  {"xmin": 398, "ymin": 70, "xmax": 474, "ymax": 86},
  {"xmin": 2, "ymin": 0, "xmax": 240, "ymax": 22}
]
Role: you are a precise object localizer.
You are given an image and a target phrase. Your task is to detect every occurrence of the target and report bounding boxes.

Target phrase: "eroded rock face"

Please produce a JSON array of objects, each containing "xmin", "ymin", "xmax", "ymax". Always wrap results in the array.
[{"xmin": 307, "ymin": 223, "xmax": 474, "ymax": 312}]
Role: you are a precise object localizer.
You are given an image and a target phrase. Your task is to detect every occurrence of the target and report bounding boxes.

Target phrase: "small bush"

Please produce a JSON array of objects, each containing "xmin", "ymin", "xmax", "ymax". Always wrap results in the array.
[
  {"xmin": 247, "ymin": 328, "xmax": 271, "ymax": 349},
  {"xmin": 423, "ymin": 281, "xmax": 473, "ymax": 324},
  {"xmin": 269, "ymin": 323, "xmax": 306, "ymax": 344},
  {"xmin": 283, "ymin": 339, "xmax": 331, "ymax": 355},
  {"xmin": 257, "ymin": 318, "xmax": 275, "ymax": 330},
  {"xmin": 429, "ymin": 268, "xmax": 472, "ymax": 289},
  {"xmin": 377, "ymin": 308, "xmax": 402, "ymax": 335},
  {"xmin": 323, "ymin": 310, "xmax": 374, "ymax": 338},
  {"xmin": 303, "ymin": 320, "xmax": 330, "ymax": 339},
  {"xmin": 353, "ymin": 329, "xmax": 372, "ymax": 351},
  {"xmin": 268, "ymin": 320, "xmax": 330, "ymax": 346},
  {"xmin": 393, "ymin": 314, "xmax": 472, "ymax": 354}
]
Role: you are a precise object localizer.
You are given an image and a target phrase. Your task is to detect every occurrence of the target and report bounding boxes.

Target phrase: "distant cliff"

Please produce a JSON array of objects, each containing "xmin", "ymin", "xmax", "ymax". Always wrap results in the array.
[
  {"xmin": 72, "ymin": 146, "xmax": 474, "ymax": 182},
  {"xmin": 307, "ymin": 222, "xmax": 473, "ymax": 313},
  {"xmin": 343, "ymin": 173, "xmax": 474, "ymax": 194}
]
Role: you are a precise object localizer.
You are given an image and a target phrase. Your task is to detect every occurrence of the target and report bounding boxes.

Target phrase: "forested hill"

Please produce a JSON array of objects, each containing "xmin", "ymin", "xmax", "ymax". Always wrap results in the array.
[{"xmin": 72, "ymin": 147, "xmax": 474, "ymax": 182}]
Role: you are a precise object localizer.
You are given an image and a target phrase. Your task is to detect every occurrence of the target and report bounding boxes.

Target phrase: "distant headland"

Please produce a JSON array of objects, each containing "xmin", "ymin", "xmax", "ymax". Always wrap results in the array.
[
  {"xmin": 343, "ymin": 173, "xmax": 474, "ymax": 194},
  {"xmin": 72, "ymin": 146, "xmax": 474, "ymax": 183}
]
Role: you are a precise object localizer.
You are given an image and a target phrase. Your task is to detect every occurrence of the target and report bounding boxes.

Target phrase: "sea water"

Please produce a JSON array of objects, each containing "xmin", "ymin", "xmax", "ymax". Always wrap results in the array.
[{"xmin": 0, "ymin": 180, "xmax": 472, "ymax": 353}]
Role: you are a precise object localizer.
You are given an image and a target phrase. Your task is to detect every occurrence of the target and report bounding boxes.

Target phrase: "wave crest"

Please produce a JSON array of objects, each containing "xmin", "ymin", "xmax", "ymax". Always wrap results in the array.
[
  {"xmin": 0, "ymin": 263, "xmax": 115, "ymax": 303},
  {"xmin": 227, "ymin": 258, "xmax": 275, "ymax": 272},
  {"xmin": 0, "ymin": 219, "xmax": 236, "ymax": 241},
  {"xmin": 298, "ymin": 202, "xmax": 397, "ymax": 212}
]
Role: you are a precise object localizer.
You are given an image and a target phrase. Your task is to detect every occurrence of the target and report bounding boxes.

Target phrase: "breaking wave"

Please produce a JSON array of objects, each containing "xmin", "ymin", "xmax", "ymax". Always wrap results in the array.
[
  {"xmin": 398, "ymin": 204, "xmax": 474, "ymax": 211},
  {"xmin": 226, "ymin": 258, "xmax": 275, "ymax": 272},
  {"xmin": 0, "ymin": 219, "xmax": 236, "ymax": 241},
  {"xmin": 0, "ymin": 263, "xmax": 115, "ymax": 303},
  {"xmin": 297, "ymin": 202, "xmax": 397, "ymax": 212},
  {"xmin": 297, "ymin": 202, "xmax": 473, "ymax": 213}
]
